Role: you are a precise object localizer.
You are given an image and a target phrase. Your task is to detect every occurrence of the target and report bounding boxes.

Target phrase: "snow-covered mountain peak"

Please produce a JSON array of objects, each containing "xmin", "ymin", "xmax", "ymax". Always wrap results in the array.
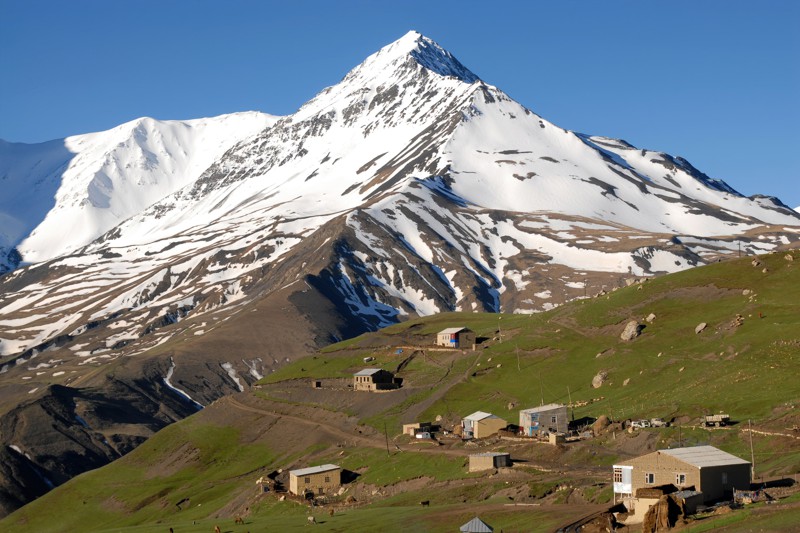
[{"xmin": 350, "ymin": 30, "xmax": 479, "ymax": 84}]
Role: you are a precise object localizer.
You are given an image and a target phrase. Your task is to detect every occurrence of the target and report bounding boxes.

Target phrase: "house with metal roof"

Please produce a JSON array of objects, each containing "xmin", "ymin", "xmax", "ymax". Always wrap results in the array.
[
  {"xmin": 519, "ymin": 403, "xmax": 568, "ymax": 436},
  {"xmin": 436, "ymin": 327, "xmax": 476, "ymax": 349},
  {"xmin": 288, "ymin": 464, "xmax": 341, "ymax": 496},
  {"xmin": 612, "ymin": 445, "xmax": 751, "ymax": 505},
  {"xmin": 460, "ymin": 516, "xmax": 494, "ymax": 532},
  {"xmin": 353, "ymin": 368, "xmax": 396, "ymax": 391},
  {"xmin": 461, "ymin": 411, "xmax": 507, "ymax": 439}
]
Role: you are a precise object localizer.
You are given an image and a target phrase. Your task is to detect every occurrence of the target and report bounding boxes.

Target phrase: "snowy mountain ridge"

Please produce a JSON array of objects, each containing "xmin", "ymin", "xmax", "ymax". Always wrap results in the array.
[
  {"xmin": 2, "ymin": 30, "xmax": 800, "ymax": 359},
  {"xmin": 0, "ymin": 111, "xmax": 276, "ymax": 272}
]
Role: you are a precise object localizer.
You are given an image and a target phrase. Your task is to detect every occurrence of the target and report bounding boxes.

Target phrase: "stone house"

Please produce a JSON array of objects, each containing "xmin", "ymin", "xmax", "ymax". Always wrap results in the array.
[
  {"xmin": 288, "ymin": 464, "xmax": 341, "ymax": 496},
  {"xmin": 353, "ymin": 368, "xmax": 395, "ymax": 391},
  {"xmin": 461, "ymin": 411, "xmax": 507, "ymax": 439},
  {"xmin": 613, "ymin": 445, "xmax": 751, "ymax": 506},
  {"xmin": 469, "ymin": 452, "xmax": 512, "ymax": 472},
  {"xmin": 519, "ymin": 403, "xmax": 568, "ymax": 436},
  {"xmin": 436, "ymin": 327, "xmax": 476, "ymax": 349}
]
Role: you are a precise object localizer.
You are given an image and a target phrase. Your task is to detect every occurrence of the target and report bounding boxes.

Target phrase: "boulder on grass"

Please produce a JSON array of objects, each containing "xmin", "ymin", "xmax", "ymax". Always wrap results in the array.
[{"xmin": 620, "ymin": 320, "xmax": 644, "ymax": 341}]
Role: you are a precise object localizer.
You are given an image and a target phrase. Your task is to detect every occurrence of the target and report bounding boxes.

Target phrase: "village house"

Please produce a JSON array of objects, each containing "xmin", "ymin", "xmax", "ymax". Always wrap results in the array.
[
  {"xmin": 460, "ymin": 516, "xmax": 494, "ymax": 532},
  {"xmin": 469, "ymin": 452, "xmax": 512, "ymax": 472},
  {"xmin": 435, "ymin": 327, "xmax": 476, "ymax": 349},
  {"xmin": 519, "ymin": 403, "xmax": 569, "ymax": 437},
  {"xmin": 353, "ymin": 368, "xmax": 396, "ymax": 391},
  {"xmin": 288, "ymin": 464, "xmax": 342, "ymax": 497},
  {"xmin": 461, "ymin": 411, "xmax": 507, "ymax": 439},
  {"xmin": 613, "ymin": 445, "xmax": 751, "ymax": 508},
  {"xmin": 402, "ymin": 422, "xmax": 432, "ymax": 436}
]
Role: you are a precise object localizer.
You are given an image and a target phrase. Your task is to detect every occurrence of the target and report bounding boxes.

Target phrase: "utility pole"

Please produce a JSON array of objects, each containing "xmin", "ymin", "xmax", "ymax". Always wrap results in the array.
[
  {"xmin": 749, "ymin": 419, "xmax": 756, "ymax": 480},
  {"xmin": 539, "ymin": 373, "xmax": 544, "ymax": 406},
  {"xmin": 384, "ymin": 422, "xmax": 390, "ymax": 457},
  {"xmin": 567, "ymin": 386, "xmax": 574, "ymax": 421},
  {"xmin": 516, "ymin": 344, "xmax": 520, "ymax": 372}
]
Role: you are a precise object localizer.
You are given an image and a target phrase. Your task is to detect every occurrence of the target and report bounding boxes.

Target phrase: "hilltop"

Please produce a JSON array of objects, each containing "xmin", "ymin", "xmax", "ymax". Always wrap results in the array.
[{"xmin": 3, "ymin": 251, "xmax": 799, "ymax": 532}]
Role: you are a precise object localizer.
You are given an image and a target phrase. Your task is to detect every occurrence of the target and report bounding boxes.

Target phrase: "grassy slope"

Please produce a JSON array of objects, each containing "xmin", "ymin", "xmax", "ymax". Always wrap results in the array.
[{"xmin": 3, "ymin": 252, "xmax": 800, "ymax": 532}]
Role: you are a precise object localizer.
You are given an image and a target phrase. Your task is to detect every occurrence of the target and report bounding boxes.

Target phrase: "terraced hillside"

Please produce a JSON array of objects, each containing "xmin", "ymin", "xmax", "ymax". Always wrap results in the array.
[{"xmin": 3, "ymin": 251, "xmax": 799, "ymax": 532}]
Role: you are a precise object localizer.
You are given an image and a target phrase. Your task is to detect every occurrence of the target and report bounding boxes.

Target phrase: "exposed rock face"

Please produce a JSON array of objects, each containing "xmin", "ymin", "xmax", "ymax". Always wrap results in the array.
[
  {"xmin": 620, "ymin": 320, "xmax": 644, "ymax": 341},
  {"xmin": 695, "ymin": 322, "xmax": 708, "ymax": 334},
  {"xmin": 646, "ymin": 313, "xmax": 656, "ymax": 322}
]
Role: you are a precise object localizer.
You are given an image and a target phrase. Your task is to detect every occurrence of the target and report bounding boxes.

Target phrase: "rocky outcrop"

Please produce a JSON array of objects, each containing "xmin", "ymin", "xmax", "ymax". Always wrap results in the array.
[
  {"xmin": 620, "ymin": 320, "xmax": 644, "ymax": 341},
  {"xmin": 592, "ymin": 370, "xmax": 609, "ymax": 389}
]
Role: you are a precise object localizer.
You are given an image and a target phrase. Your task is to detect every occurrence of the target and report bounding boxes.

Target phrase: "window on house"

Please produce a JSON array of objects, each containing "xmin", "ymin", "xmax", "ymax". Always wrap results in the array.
[
  {"xmin": 613, "ymin": 468, "xmax": 623, "ymax": 483},
  {"xmin": 722, "ymin": 472, "xmax": 728, "ymax": 485},
  {"xmin": 325, "ymin": 476, "xmax": 330, "ymax": 483},
  {"xmin": 551, "ymin": 416, "xmax": 557, "ymax": 424},
  {"xmin": 645, "ymin": 473, "xmax": 655, "ymax": 484},
  {"xmin": 676, "ymin": 473, "xmax": 686, "ymax": 485},
  {"xmin": 304, "ymin": 477, "xmax": 310, "ymax": 483},
  {"xmin": 318, "ymin": 487, "xmax": 324, "ymax": 495}
]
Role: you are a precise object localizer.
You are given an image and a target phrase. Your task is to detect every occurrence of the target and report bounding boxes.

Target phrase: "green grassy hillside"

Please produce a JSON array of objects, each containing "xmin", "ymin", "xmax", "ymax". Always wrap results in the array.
[{"xmin": 3, "ymin": 251, "xmax": 800, "ymax": 532}]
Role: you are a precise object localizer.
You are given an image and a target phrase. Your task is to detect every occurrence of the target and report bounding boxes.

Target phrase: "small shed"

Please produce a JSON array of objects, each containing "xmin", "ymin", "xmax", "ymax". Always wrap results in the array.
[
  {"xmin": 288, "ymin": 464, "xmax": 341, "ymax": 496},
  {"xmin": 353, "ymin": 368, "xmax": 396, "ymax": 391},
  {"xmin": 460, "ymin": 516, "xmax": 494, "ymax": 532},
  {"xmin": 436, "ymin": 327, "xmax": 476, "ymax": 349},
  {"xmin": 613, "ymin": 445, "xmax": 750, "ymax": 504},
  {"xmin": 469, "ymin": 452, "xmax": 512, "ymax": 472},
  {"xmin": 403, "ymin": 422, "xmax": 432, "ymax": 436},
  {"xmin": 462, "ymin": 411, "xmax": 507, "ymax": 439},
  {"xmin": 519, "ymin": 403, "xmax": 568, "ymax": 436}
]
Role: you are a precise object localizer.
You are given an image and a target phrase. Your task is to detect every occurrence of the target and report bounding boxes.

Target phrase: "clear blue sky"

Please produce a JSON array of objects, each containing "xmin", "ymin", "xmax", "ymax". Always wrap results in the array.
[{"xmin": 2, "ymin": 0, "xmax": 798, "ymax": 206}]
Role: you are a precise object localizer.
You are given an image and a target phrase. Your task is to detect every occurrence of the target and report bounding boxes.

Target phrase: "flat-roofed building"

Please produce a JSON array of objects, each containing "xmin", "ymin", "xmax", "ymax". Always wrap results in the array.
[
  {"xmin": 469, "ymin": 452, "xmax": 512, "ymax": 472},
  {"xmin": 436, "ymin": 327, "xmax": 476, "ymax": 349},
  {"xmin": 519, "ymin": 403, "xmax": 568, "ymax": 436},
  {"xmin": 289, "ymin": 464, "xmax": 341, "ymax": 496}
]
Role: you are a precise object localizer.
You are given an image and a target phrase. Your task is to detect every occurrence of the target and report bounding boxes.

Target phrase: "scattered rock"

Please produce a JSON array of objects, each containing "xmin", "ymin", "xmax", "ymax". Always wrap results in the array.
[
  {"xmin": 742, "ymin": 289, "xmax": 751, "ymax": 296},
  {"xmin": 695, "ymin": 322, "xmax": 707, "ymax": 334},
  {"xmin": 620, "ymin": 320, "xmax": 644, "ymax": 341},
  {"xmin": 646, "ymin": 313, "xmax": 656, "ymax": 323},
  {"xmin": 752, "ymin": 259, "xmax": 762, "ymax": 267},
  {"xmin": 762, "ymin": 267, "xmax": 769, "ymax": 273},
  {"xmin": 657, "ymin": 352, "xmax": 662, "ymax": 358},
  {"xmin": 507, "ymin": 402, "xmax": 516, "ymax": 411},
  {"xmin": 623, "ymin": 378, "xmax": 630, "ymax": 386},
  {"xmin": 732, "ymin": 314, "xmax": 745, "ymax": 328},
  {"xmin": 435, "ymin": 414, "xmax": 443, "ymax": 422},
  {"xmin": 785, "ymin": 253, "xmax": 794, "ymax": 262},
  {"xmin": 592, "ymin": 370, "xmax": 609, "ymax": 389},
  {"xmin": 678, "ymin": 367, "xmax": 685, "ymax": 372}
]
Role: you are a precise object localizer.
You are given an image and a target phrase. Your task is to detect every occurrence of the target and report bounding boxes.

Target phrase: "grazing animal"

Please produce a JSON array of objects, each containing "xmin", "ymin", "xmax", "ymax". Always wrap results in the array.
[
  {"xmin": 329, "ymin": 508, "xmax": 335, "ymax": 517},
  {"xmin": 235, "ymin": 516, "xmax": 244, "ymax": 524},
  {"xmin": 307, "ymin": 515, "xmax": 317, "ymax": 524},
  {"xmin": 420, "ymin": 500, "xmax": 430, "ymax": 507},
  {"xmin": 214, "ymin": 526, "xmax": 221, "ymax": 533}
]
